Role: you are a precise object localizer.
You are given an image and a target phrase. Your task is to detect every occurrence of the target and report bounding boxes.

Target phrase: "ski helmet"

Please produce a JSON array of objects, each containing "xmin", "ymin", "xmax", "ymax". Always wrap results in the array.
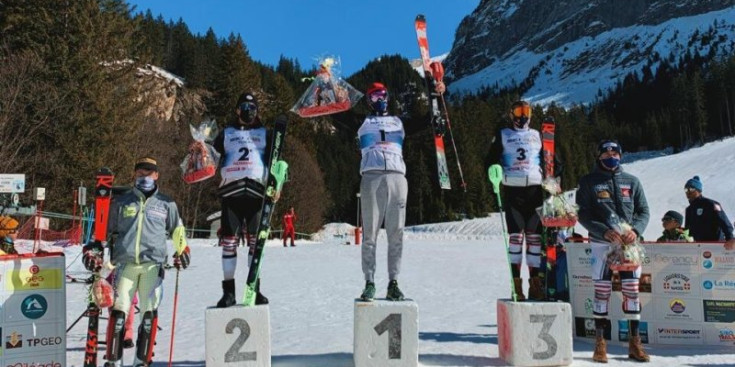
[
  {"xmin": 366, "ymin": 82, "xmax": 388, "ymax": 114},
  {"xmin": 509, "ymin": 100, "xmax": 531, "ymax": 129},
  {"xmin": 236, "ymin": 92, "xmax": 258, "ymax": 124}
]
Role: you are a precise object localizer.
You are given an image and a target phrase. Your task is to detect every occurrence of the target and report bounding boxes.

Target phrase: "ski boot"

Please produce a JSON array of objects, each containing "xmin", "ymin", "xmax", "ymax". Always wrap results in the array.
[
  {"xmin": 512, "ymin": 277, "xmax": 526, "ymax": 301},
  {"xmin": 386, "ymin": 280, "xmax": 405, "ymax": 301},
  {"xmin": 360, "ymin": 281, "xmax": 376, "ymax": 301},
  {"xmin": 216, "ymin": 279, "xmax": 237, "ymax": 308},
  {"xmin": 528, "ymin": 276, "xmax": 545, "ymax": 301},
  {"xmin": 255, "ymin": 278, "xmax": 269, "ymax": 305},
  {"xmin": 133, "ymin": 311, "xmax": 158, "ymax": 367},
  {"xmin": 628, "ymin": 335, "xmax": 650, "ymax": 362},
  {"xmin": 592, "ymin": 335, "xmax": 608, "ymax": 363}
]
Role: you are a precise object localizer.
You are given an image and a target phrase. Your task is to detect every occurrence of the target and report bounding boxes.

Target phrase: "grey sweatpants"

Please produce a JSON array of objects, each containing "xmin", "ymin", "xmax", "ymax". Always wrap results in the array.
[{"xmin": 360, "ymin": 171, "xmax": 408, "ymax": 282}]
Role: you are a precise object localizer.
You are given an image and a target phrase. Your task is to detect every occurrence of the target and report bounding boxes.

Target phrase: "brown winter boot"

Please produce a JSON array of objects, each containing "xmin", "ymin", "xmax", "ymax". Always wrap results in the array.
[
  {"xmin": 592, "ymin": 336, "xmax": 608, "ymax": 363},
  {"xmin": 512, "ymin": 278, "xmax": 526, "ymax": 301},
  {"xmin": 628, "ymin": 335, "xmax": 650, "ymax": 362},
  {"xmin": 528, "ymin": 276, "xmax": 545, "ymax": 301}
]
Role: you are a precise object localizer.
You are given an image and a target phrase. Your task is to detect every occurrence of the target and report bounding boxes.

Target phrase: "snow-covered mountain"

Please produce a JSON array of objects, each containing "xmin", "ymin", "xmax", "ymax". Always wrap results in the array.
[{"xmin": 444, "ymin": 0, "xmax": 735, "ymax": 106}]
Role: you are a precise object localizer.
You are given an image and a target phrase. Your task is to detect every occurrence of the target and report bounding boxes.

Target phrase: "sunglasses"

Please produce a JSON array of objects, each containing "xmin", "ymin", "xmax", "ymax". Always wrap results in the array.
[
  {"xmin": 369, "ymin": 90, "xmax": 388, "ymax": 103},
  {"xmin": 512, "ymin": 105, "xmax": 532, "ymax": 118},
  {"xmin": 239, "ymin": 102, "xmax": 257, "ymax": 112},
  {"xmin": 684, "ymin": 187, "xmax": 698, "ymax": 193},
  {"xmin": 661, "ymin": 217, "xmax": 675, "ymax": 222}
]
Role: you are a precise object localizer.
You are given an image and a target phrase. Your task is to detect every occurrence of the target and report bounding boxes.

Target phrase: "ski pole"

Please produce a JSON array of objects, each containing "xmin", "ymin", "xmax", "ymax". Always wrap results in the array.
[
  {"xmin": 488, "ymin": 165, "xmax": 518, "ymax": 302},
  {"xmin": 168, "ymin": 269, "xmax": 180, "ymax": 367}
]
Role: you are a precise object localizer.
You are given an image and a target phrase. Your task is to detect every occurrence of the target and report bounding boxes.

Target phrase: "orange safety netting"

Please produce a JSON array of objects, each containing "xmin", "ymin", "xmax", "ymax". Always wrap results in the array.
[{"xmin": 15, "ymin": 216, "xmax": 83, "ymax": 245}]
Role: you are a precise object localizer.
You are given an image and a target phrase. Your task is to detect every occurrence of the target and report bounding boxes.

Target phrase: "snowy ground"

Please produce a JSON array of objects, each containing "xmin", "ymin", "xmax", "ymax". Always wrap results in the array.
[{"xmin": 55, "ymin": 137, "xmax": 735, "ymax": 366}]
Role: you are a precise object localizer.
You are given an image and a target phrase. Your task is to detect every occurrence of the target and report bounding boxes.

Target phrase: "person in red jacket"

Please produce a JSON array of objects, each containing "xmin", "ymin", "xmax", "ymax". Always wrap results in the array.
[{"xmin": 282, "ymin": 207, "xmax": 297, "ymax": 247}]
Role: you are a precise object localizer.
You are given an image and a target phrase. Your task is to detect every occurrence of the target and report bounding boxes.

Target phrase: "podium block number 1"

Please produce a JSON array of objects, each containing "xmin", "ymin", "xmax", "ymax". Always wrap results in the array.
[
  {"xmin": 374, "ymin": 313, "xmax": 402, "ymax": 359},
  {"xmin": 225, "ymin": 318, "xmax": 256, "ymax": 363}
]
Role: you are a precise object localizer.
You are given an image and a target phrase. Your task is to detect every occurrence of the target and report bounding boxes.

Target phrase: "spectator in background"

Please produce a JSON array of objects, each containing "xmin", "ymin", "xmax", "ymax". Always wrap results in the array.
[
  {"xmin": 683, "ymin": 176, "xmax": 735, "ymax": 249},
  {"xmin": 656, "ymin": 210, "xmax": 693, "ymax": 243},
  {"xmin": 282, "ymin": 207, "xmax": 297, "ymax": 247},
  {"xmin": 0, "ymin": 215, "xmax": 19, "ymax": 255}
]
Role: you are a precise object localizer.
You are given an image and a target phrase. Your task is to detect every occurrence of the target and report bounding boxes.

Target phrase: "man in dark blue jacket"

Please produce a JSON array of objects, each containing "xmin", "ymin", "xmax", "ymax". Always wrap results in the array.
[
  {"xmin": 684, "ymin": 176, "xmax": 735, "ymax": 249},
  {"xmin": 576, "ymin": 140, "xmax": 650, "ymax": 363}
]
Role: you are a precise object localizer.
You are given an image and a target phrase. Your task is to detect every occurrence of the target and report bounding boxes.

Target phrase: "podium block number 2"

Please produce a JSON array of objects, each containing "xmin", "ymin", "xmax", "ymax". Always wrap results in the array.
[
  {"xmin": 374, "ymin": 313, "xmax": 402, "ymax": 359},
  {"xmin": 531, "ymin": 314, "xmax": 557, "ymax": 360},
  {"xmin": 225, "ymin": 318, "xmax": 257, "ymax": 363}
]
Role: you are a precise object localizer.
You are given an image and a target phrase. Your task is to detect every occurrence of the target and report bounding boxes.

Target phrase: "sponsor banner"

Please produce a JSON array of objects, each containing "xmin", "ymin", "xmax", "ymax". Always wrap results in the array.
[
  {"xmin": 2, "ymin": 353, "xmax": 65, "ymax": 367},
  {"xmin": 1, "ymin": 322, "xmax": 64, "ymax": 357},
  {"xmin": 574, "ymin": 317, "xmax": 611, "ymax": 340},
  {"xmin": 2, "ymin": 288, "xmax": 61, "ymax": 324},
  {"xmin": 567, "ymin": 245, "xmax": 594, "ymax": 270},
  {"xmin": 701, "ymin": 250, "xmax": 735, "ymax": 271},
  {"xmin": 701, "ymin": 275, "xmax": 735, "ymax": 294},
  {"xmin": 572, "ymin": 295, "xmax": 595, "ymax": 318},
  {"xmin": 703, "ymin": 299, "xmax": 735, "ymax": 323},
  {"xmin": 4, "ymin": 267, "xmax": 62, "ymax": 291},
  {"xmin": 654, "ymin": 324, "xmax": 705, "ymax": 344},
  {"xmin": 703, "ymin": 323, "xmax": 735, "ymax": 346},
  {"xmin": 649, "ymin": 251, "xmax": 699, "ymax": 272},
  {"xmin": 653, "ymin": 296, "xmax": 703, "ymax": 322},
  {"xmin": 617, "ymin": 320, "xmax": 649, "ymax": 343},
  {"xmin": 654, "ymin": 271, "xmax": 701, "ymax": 296},
  {"xmin": 569, "ymin": 243, "xmax": 734, "ymax": 345}
]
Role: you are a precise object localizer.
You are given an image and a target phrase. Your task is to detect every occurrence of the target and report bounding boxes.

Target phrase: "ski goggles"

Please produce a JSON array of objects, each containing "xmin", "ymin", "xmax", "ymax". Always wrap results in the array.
[
  {"xmin": 239, "ymin": 102, "xmax": 257, "ymax": 112},
  {"xmin": 511, "ymin": 105, "xmax": 531, "ymax": 118},
  {"xmin": 368, "ymin": 89, "xmax": 388, "ymax": 103}
]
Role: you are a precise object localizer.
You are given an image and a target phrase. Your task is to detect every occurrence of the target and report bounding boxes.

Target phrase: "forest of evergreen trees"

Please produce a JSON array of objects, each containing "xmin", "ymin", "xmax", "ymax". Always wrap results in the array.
[{"xmin": 2, "ymin": 1, "xmax": 735, "ymax": 234}]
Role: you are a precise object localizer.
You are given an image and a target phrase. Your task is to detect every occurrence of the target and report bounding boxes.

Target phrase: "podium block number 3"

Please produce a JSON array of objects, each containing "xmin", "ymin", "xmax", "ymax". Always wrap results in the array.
[
  {"xmin": 225, "ymin": 318, "xmax": 257, "ymax": 363},
  {"xmin": 531, "ymin": 314, "xmax": 557, "ymax": 360},
  {"xmin": 374, "ymin": 313, "xmax": 402, "ymax": 359}
]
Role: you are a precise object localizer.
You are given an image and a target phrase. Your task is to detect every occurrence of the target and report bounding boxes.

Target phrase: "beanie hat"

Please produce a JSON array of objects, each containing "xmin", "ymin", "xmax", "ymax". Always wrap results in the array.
[
  {"xmin": 0, "ymin": 216, "xmax": 19, "ymax": 237},
  {"xmin": 134, "ymin": 157, "xmax": 159, "ymax": 172},
  {"xmin": 662, "ymin": 210, "xmax": 684, "ymax": 225},
  {"xmin": 236, "ymin": 92, "xmax": 258, "ymax": 108},
  {"xmin": 685, "ymin": 176, "xmax": 702, "ymax": 192},
  {"xmin": 597, "ymin": 140, "xmax": 622, "ymax": 157}
]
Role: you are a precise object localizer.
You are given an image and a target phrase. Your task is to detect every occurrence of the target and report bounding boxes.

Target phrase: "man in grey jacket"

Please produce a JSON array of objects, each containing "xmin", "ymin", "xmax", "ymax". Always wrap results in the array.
[
  {"xmin": 83, "ymin": 157, "xmax": 190, "ymax": 367},
  {"xmin": 576, "ymin": 140, "xmax": 650, "ymax": 363}
]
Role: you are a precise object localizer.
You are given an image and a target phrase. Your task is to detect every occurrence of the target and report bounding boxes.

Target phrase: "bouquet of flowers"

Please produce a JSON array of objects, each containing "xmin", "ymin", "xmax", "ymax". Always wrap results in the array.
[
  {"xmin": 181, "ymin": 118, "xmax": 220, "ymax": 184},
  {"xmin": 605, "ymin": 214, "xmax": 646, "ymax": 271},
  {"xmin": 291, "ymin": 56, "xmax": 363, "ymax": 118},
  {"xmin": 537, "ymin": 177, "xmax": 578, "ymax": 227},
  {"xmin": 91, "ymin": 262, "xmax": 115, "ymax": 308}
]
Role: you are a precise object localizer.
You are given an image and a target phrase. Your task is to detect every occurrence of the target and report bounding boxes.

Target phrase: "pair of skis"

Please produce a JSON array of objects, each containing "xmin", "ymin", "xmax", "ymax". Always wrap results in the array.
[
  {"xmin": 243, "ymin": 115, "xmax": 290, "ymax": 306},
  {"xmin": 84, "ymin": 168, "xmax": 114, "ymax": 367},
  {"xmin": 415, "ymin": 15, "xmax": 466, "ymax": 191}
]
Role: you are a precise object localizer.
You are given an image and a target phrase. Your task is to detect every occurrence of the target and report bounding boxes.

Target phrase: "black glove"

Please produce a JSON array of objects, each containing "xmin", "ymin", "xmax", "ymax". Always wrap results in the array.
[
  {"xmin": 82, "ymin": 241, "xmax": 104, "ymax": 272},
  {"xmin": 173, "ymin": 246, "xmax": 190, "ymax": 270}
]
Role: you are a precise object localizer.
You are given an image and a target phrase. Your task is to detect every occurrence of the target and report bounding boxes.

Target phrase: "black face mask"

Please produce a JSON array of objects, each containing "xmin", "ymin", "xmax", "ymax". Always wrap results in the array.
[{"xmin": 239, "ymin": 102, "xmax": 258, "ymax": 124}]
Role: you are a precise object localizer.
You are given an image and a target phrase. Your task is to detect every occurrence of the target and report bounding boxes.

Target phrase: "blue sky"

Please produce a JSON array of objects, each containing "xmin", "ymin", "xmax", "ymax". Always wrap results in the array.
[{"xmin": 127, "ymin": 1, "xmax": 479, "ymax": 76}]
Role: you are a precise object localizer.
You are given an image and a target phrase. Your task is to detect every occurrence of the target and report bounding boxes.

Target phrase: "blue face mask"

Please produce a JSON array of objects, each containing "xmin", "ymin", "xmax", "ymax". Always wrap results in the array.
[
  {"xmin": 371, "ymin": 100, "xmax": 388, "ymax": 114},
  {"xmin": 600, "ymin": 157, "xmax": 620, "ymax": 170},
  {"xmin": 135, "ymin": 176, "xmax": 156, "ymax": 192}
]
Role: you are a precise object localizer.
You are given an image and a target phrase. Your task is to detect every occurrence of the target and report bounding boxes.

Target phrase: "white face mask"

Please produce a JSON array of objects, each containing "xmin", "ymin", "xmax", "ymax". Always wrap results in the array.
[{"xmin": 135, "ymin": 176, "xmax": 156, "ymax": 192}]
